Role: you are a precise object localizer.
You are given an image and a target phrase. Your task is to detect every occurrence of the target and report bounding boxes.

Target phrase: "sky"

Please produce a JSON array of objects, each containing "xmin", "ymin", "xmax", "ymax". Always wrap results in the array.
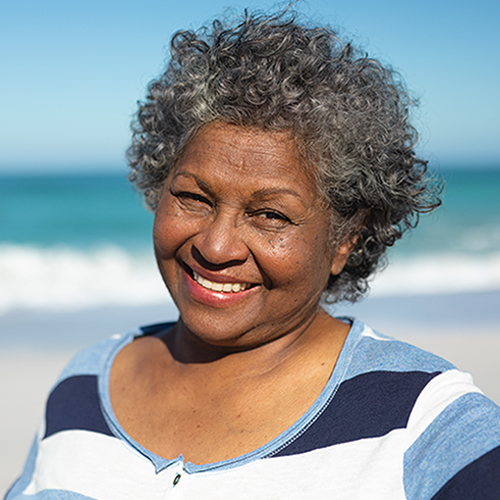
[{"xmin": 1, "ymin": 0, "xmax": 499, "ymax": 173}]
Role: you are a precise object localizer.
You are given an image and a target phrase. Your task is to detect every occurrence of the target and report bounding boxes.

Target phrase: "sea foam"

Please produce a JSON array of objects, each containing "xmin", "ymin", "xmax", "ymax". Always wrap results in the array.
[
  {"xmin": 2, "ymin": 243, "xmax": 500, "ymax": 315},
  {"xmin": 371, "ymin": 254, "xmax": 500, "ymax": 297},
  {"xmin": 0, "ymin": 244, "xmax": 170, "ymax": 315}
]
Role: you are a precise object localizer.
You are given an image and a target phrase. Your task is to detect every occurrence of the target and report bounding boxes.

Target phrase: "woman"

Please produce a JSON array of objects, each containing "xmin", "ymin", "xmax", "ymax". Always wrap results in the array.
[{"xmin": 7, "ymin": 8, "xmax": 500, "ymax": 500}]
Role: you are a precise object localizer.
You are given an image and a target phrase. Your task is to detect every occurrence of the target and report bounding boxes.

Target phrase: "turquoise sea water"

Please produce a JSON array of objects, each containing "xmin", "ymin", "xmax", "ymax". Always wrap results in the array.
[
  {"xmin": 395, "ymin": 169, "xmax": 500, "ymax": 258},
  {"xmin": 0, "ymin": 173, "xmax": 153, "ymax": 251},
  {"xmin": 1, "ymin": 168, "xmax": 499, "ymax": 313}
]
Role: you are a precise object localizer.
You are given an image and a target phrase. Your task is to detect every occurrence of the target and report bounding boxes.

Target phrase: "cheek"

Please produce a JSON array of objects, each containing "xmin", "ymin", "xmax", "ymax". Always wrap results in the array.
[
  {"xmin": 153, "ymin": 194, "xmax": 203, "ymax": 258},
  {"xmin": 263, "ymin": 231, "xmax": 332, "ymax": 287},
  {"xmin": 153, "ymin": 210, "xmax": 188, "ymax": 261}
]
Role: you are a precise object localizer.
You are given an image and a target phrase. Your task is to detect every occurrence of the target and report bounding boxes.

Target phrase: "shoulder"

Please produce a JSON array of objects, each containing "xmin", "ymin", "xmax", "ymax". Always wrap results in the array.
[
  {"xmin": 44, "ymin": 321, "xmax": 176, "ymax": 436},
  {"xmin": 344, "ymin": 320, "xmax": 456, "ymax": 377},
  {"xmin": 52, "ymin": 321, "xmax": 175, "ymax": 384},
  {"xmin": 5, "ymin": 322, "xmax": 174, "ymax": 500},
  {"xmin": 41, "ymin": 332, "xmax": 136, "ymax": 441},
  {"xmin": 57, "ymin": 332, "xmax": 137, "ymax": 380},
  {"xmin": 329, "ymin": 320, "xmax": 460, "ymax": 433},
  {"xmin": 276, "ymin": 318, "xmax": 500, "ymax": 497},
  {"xmin": 405, "ymin": 385, "xmax": 500, "ymax": 499},
  {"xmin": 348, "ymin": 320, "xmax": 500, "ymax": 499}
]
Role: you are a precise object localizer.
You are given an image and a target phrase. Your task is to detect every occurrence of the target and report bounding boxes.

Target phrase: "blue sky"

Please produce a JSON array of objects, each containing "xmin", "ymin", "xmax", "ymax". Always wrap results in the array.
[{"xmin": 1, "ymin": 0, "xmax": 499, "ymax": 173}]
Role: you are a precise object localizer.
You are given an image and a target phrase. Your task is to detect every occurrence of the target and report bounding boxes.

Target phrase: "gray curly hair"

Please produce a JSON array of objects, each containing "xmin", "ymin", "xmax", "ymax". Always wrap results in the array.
[{"xmin": 127, "ymin": 7, "xmax": 441, "ymax": 302}]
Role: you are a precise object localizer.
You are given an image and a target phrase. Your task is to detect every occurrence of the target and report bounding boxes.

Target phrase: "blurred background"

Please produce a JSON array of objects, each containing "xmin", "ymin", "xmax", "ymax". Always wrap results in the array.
[{"xmin": 1, "ymin": 0, "xmax": 499, "ymax": 494}]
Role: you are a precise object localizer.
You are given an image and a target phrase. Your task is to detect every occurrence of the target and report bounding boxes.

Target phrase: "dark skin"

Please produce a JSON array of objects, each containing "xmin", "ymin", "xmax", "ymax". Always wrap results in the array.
[{"xmin": 110, "ymin": 124, "xmax": 354, "ymax": 464}]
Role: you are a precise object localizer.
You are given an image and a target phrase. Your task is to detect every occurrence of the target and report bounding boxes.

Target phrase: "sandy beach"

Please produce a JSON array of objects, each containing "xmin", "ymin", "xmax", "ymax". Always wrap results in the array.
[{"xmin": 2, "ymin": 292, "xmax": 499, "ymax": 496}]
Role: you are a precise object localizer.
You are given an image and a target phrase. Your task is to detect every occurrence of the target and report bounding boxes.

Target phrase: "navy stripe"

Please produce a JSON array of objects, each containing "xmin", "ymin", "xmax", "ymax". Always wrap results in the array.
[
  {"xmin": 273, "ymin": 370, "xmax": 440, "ymax": 457},
  {"xmin": 431, "ymin": 445, "xmax": 500, "ymax": 499},
  {"xmin": 140, "ymin": 321, "xmax": 175, "ymax": 336},
  {"xmin": 44, "ymin": 375, "xmax": 114, "ymax": 438}
]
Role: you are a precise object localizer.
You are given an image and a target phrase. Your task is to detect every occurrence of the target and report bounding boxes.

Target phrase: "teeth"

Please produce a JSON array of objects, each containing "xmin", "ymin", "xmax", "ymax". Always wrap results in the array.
[{"xmin": 192, "ymin": 271, "xmax": 250, "ymax": 293}]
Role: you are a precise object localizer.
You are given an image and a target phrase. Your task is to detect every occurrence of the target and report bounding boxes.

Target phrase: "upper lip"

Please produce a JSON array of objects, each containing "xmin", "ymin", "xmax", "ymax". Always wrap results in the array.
[{"xmin": 182, "ymin": 262, "xmax": 257, "ymax": 286}]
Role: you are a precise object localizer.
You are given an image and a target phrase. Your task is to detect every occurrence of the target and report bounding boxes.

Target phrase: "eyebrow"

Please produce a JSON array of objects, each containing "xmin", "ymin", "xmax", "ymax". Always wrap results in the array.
[
  {"xmin": 250, "ymin": 187, "xmax": 303, "ymax": 200},
  {"xmin": 173, "ymin": 173, "xmax": 214, "ymax": 195},
  {"xmin": 173, "ymin": 173, "xmax": 306, "ymax": 204}
]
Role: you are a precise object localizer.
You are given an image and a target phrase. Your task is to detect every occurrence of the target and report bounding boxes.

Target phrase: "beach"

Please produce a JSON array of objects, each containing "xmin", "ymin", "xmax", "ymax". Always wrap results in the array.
[
  {"xmin": 2, "ymin": 169, "xmax": 499, "ymax": 495},
  {"xmin": 2, "ymin": 292, "xmax": 500, "ymax": 496}
]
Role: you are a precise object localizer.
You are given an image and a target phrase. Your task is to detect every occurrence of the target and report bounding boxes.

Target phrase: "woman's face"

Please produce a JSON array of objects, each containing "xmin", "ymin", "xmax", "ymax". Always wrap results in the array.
[{"xmin": 153, "ymin": 123, "xmax": 351, "ymax": 349}]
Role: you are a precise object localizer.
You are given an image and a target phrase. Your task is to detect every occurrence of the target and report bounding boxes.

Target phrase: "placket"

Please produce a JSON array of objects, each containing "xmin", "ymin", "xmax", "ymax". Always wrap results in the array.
[{"xmin": 160, "ymin": 459, "xmax": 188, "ymax": 499}]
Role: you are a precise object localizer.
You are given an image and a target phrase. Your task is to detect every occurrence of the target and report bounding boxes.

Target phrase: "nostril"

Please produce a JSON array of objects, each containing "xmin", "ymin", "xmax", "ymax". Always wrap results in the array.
[{"xmin": 191, "ymin": 240, "xmax": 248, "ymax": 270}]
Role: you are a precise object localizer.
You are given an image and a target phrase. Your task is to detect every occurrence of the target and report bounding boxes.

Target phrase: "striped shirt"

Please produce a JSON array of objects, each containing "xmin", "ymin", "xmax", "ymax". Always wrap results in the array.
[{"xmin": 6, "ymin": 318, "xmax": 500, "ymax": 499}]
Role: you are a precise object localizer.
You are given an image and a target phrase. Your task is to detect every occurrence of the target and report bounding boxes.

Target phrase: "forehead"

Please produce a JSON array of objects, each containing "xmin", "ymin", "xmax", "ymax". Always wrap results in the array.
[{"xmin": 174, "ymin": 123, "xmax": 316, "ymax": 189}]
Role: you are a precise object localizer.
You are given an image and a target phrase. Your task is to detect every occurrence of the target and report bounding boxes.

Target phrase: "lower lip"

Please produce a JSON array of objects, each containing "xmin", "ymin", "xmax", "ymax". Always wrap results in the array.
[{"xmin": 184, "ymin": 270, "xmax": 257, "ymax": 308}]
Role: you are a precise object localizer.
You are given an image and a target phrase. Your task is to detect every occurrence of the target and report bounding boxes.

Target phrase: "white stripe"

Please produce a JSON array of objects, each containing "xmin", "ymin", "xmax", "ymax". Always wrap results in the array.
[
  {"xmin": 406, "ymin": 369, "xmax": 483, "ymax": 447},
  {"xmin": 187, "ymin": 431, "xmax": 408, "ymax": 499},
  {"xmin": 360, "ymin": 325, "xmax": 394, "ymax": 341},
  {"xmin": 24, "ymin": 428, "xmax": 412, "ymax": 499},
  {"xmin": 24, "ymin": 431, "xmax": 182, "ymax": 500}
]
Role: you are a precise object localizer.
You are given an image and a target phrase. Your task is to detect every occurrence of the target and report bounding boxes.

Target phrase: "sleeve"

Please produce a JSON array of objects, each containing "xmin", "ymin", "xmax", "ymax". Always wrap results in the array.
[
  {"xmin": 403, "ymin": 369, "xmax": 500, "ymax": 500},
  {"xmin": 4, "ymin": 335, "xmax": 125, "ymax": 500},
  {"xmin": 430, "ymin": 444, "xmax": 500, "ymax": 499},
  {"xmin": 4, "ymin": 434, "xmax": 40, "ymax": 500}
]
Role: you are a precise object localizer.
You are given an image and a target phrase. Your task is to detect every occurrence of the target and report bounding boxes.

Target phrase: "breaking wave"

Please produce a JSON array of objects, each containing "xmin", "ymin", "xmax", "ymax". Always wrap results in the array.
[{"xmin": 2, "ymin": 243, "xmax": 500, "ymax": 315}]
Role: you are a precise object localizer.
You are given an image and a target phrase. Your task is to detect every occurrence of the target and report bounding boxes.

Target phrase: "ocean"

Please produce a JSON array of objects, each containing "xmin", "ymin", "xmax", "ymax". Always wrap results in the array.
[{"xmin": 1, "ymin": 168, "xmax": 499, "ymax": 316}]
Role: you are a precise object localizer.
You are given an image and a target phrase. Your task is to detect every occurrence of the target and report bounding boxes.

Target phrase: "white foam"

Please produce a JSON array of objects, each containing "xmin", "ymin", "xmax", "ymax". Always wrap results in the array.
[
  {"xmin": 1, "ymin": 244, "xmax": 500, "ymax": 315},
  {"xmin": 0, "ymin": 244, "xmax": 171, "ymax": 315},
  {"xmin": 370, "ymin": 253, "xmax": 500, "ymax": 297}
]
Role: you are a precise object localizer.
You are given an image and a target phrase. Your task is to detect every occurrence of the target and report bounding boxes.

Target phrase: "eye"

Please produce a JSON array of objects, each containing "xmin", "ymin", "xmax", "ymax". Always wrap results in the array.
[
  {"xmin": 170, "ymin": 189, "xmax": 213, "ymax": 207},
  {"xmin": 251, "ymin": 209, "xmax": 292, "ymax": 228},
  {"xmin": 260, "ymin": 211, "xmax": 289, "ymax": 221}
]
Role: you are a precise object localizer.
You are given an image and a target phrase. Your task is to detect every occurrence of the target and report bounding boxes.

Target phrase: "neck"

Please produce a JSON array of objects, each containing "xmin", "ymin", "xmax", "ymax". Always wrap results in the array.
[{"xmin": 159, "ymin": 308, "xmax": 347, "ymax": 379}]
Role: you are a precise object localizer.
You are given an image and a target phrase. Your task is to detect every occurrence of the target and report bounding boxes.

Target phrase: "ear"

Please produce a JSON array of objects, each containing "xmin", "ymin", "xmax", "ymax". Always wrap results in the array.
[
  {"xmin": 330, "ymin": 235, "xmax": 357, "ymax": 276},
  {"xmin": 329, "ymin": 209, "xmax": 369, "ymax": 276}
]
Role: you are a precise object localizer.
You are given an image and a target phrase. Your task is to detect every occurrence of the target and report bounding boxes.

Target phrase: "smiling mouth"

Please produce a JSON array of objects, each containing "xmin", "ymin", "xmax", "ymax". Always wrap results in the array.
[{"xmin": 192, "ymin": 270, "xmax": 253, "ymax": 293}]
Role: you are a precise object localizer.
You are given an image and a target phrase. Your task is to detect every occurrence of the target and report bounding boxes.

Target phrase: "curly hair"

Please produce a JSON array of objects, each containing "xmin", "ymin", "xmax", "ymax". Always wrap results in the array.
[{"xmin": 127, "ymin": 7, "xmax": 441, "ymax": 303}]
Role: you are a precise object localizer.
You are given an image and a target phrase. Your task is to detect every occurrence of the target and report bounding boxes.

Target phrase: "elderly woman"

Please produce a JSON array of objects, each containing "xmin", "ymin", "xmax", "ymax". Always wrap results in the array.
[{"xmin": 7, "ymin": 8, "xmax": 500, "ymax": 500}]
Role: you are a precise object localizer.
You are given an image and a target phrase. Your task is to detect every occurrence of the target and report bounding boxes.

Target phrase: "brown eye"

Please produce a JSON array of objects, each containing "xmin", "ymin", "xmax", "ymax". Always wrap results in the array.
[
  {"xmin": 251, "ymin": 210, "xmax": 291, "ymax": 228},
  {"xmin": 260, "ymin": 211, "xmax": 288, "ymax": 221}
]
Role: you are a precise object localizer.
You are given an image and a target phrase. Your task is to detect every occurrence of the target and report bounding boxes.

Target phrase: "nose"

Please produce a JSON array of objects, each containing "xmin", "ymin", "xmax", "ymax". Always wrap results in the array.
[{"xmin": 192, "ymin": 210, "xmax": 249, "ymax": 268}]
